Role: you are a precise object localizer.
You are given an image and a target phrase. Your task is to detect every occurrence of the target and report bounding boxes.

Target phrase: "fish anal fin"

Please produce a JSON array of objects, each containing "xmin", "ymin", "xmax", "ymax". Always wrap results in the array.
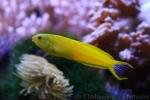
[{"xmin": 80, "ymin": 62, "xmax": 107, "ymax": 69}]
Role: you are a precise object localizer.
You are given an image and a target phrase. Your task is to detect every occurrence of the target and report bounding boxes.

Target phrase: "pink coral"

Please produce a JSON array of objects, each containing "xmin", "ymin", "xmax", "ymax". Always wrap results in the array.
[
  {"xmin": 83, "ymin": 0, "xmax": 150, "ymax": 66},
  {"xmin": 0, "ymin": 0, "xmax": 102, "ymax": 58},
  {"xmin": 82, "ymin": 0, "xmax": 150, "ymax": 95}
]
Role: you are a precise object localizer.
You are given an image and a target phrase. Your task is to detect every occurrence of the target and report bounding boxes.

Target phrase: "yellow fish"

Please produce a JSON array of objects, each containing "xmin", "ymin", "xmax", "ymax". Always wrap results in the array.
[{"xmin": 32, "ymin": 33, "xmax": 134, "ymax": 80}]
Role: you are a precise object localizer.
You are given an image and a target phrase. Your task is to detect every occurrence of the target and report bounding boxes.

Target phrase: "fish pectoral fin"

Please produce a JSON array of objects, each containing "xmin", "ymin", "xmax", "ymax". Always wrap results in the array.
[
  {"xmin": 53, "ymin": 45, "xmax": 70, "ymax": 57},
  {"xmin": 80, "ymin": 62, "xmax": 107, "ymax": 69}
]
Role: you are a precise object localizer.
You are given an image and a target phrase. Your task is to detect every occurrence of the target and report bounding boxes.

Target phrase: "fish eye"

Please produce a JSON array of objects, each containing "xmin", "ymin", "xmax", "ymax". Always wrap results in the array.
[{"xmin": 38, "ymin": 36, "xmax": 42, "ymax": 40}]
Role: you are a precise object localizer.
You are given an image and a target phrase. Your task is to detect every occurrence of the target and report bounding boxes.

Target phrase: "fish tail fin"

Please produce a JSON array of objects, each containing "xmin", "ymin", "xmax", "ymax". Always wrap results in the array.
[{"xmin": 108, "ymin": 61, "xmax": 134, "ymax": 80}]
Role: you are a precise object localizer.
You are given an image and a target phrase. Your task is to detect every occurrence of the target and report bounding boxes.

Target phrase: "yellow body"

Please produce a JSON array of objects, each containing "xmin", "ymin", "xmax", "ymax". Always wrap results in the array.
[{"xmin": 32, "ymin": 34, "xmax": 134, "ymax": 80}]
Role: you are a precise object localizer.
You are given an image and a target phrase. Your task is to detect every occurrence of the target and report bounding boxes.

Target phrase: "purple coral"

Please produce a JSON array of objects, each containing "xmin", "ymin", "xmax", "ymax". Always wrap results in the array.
[
  {"xmin": 82, "ymin": 0, "xmax": 150, "ymax": 95},
  {"xmin": 119, "ymin": 48, "xmax": 133, "ymax": 61},
  {"xmin": 0, "ymin": 0, "xmax": 101, "ymax": 58},
  {"xmin": 83, "ymin": 0, "xmax": 150, "ymax": 66}
]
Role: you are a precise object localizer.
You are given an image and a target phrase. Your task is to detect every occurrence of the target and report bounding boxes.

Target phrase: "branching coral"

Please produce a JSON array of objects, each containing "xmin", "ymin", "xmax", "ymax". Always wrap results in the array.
[
  {"xmin": 16, "ymin": 54, "xmax": 73, "ymax": 100},
  {"xmin": 83, "ymin": 0, "xmax": 150, "ymax": 66},
  {"xmin": 118, "ymin": 22, "xmax": 150, "ymax": 65},
  {"xmin": 0, "ymin": 0, "xmax": 103, "ymax": 58},
  {"xmin": 83, "ymin": 0, "xmax": 150, "ymax": 95}
]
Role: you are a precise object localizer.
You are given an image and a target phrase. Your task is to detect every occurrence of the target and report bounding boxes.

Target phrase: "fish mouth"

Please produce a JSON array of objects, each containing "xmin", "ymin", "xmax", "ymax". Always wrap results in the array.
[{"xmin": 32, "ymin": 35, "xmax": 37, "ymax": 42}]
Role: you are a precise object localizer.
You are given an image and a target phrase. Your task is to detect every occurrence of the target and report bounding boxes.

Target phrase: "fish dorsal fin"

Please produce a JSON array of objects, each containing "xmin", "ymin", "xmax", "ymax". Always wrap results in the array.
[{"xmin": 82, "ymin": 42, "xmax": 114, "ymax": 59}]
